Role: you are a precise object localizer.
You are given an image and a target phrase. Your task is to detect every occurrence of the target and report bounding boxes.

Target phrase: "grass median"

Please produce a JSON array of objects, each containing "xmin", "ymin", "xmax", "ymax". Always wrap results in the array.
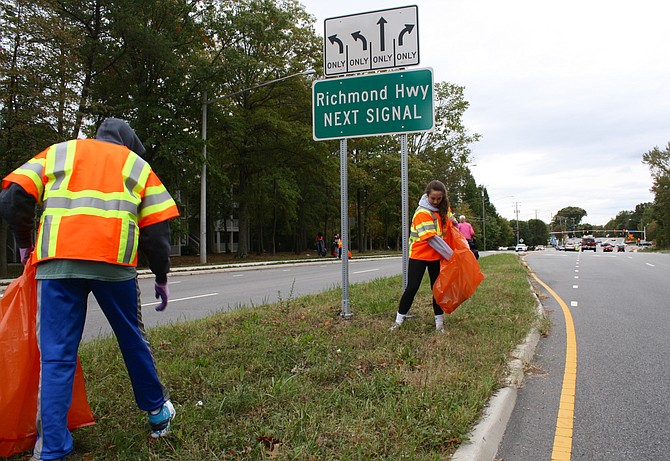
[{"xmin": 22, "ymin": 253, "xmax": 538, "ymax": 460}]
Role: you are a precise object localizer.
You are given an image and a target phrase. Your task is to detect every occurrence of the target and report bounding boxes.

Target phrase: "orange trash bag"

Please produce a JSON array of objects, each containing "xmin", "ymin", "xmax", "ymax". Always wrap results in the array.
[
  {"xmin": 432, "ymin": 222, "xmax": 485, "ymax": 314},
  {"xmin": 0, "ymin": 263, "xmax": 95, "ymax": 457}
]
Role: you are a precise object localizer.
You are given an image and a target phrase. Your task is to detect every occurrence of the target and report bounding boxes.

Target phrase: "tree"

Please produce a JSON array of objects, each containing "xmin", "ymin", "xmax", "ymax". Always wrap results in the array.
[
  {"xmin": 642, "ymin": 142, "xmax": 670, "ymax": 247},
  {"xmin": 553, "ymin": 206, "xmax": 587, "ymax": 226},
  {"xmin": 527, "ymin": 219, "xmax": 549, "ymax": 247},
  {"xmin": 201, "ymin": 0, "xmax": 320, "ymax": 258},
  {"xmin": 0, "ymin": 0, "xmax": 487, "ymax": 266}
]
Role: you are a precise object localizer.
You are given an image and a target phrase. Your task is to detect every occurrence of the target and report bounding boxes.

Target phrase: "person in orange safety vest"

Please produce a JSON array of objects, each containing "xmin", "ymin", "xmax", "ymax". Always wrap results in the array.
[
  {"xmin": 389, "ymin": 180, "xmax": 454, "ymax": 333},
  {"xmin": 0, "ymin": 118, "xmax": 179, "ymax": 460}
]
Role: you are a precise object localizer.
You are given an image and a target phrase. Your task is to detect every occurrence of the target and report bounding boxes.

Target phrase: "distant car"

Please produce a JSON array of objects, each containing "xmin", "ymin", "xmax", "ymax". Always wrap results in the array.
[
  {"xmin": 616, "ymin": 243, "xmax": 626, "ymax": 252},
  {"xmin": 564, "ymin": 240, "xmax": 577, "ymax": 251},
  {"xmin": 581, "ymin": 237, "xmax": 596, "ymax": 251},
  {"xmin": 535, "ymin": 245, "xmax": 544, "ymax": 251},
  {"xmin": 602, "ymin": 242, "xmax": 614, "ymax": 252},
  {"xmin": 515, "ymin": 243, "xmax": 528, "ymax": 252},
  {"xmin": 638, "ymin": 241, "xmax": 653, "ymax": 247},
  {"xmin": 498, "ymin": 246, "xmax": 508, "ymax": 251}
]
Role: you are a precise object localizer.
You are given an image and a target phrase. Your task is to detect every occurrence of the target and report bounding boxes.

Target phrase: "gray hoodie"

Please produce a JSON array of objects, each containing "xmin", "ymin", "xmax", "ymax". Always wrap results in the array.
[
  {"xmin": 96, "ymin": 117, "xmax": 146, "ymax": 155},
  {"xmin": 416, "ymin": 194, "xmax": 453, "ymax": 260}
]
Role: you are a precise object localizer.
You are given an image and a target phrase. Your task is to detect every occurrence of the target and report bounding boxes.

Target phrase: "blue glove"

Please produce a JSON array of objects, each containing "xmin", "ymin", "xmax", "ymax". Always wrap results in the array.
[
  {"xmin": 154, "ymin": 281, "xmax": 169, "ymax": 311},
  {"xmin": 19, "ymin": 247, "xmax": 33, "ymax": 266}
]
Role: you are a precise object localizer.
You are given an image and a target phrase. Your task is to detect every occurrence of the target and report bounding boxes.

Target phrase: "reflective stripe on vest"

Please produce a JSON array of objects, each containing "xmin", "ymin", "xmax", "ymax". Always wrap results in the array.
[
  {"xmin": 1, "ymin": 154, "xmax": 47, "ymax": 201},
  {"xmin": 35, "ymin": 140, "xmax": 152, "ymax": 265},
  {"xmin": 408, "ymin": 207, "xmax": 444, "ymax": 260}
]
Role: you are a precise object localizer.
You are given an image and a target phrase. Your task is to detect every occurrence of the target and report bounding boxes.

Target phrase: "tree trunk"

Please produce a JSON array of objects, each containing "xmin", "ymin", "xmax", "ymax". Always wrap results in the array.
[
  {"xmin": 237, "ymin": 166, "xmax": 249, "ymax": 258},
  {"xmin": 356, "ymin": 187, "xmax": 363, "ymax": 252},
  {"xmin": 71, "ymin": 3, "xmax": 102, "ymax": 138},
  {"xmin": 272, "ymin": 177, "xmax": 277, "ymax": 256}
]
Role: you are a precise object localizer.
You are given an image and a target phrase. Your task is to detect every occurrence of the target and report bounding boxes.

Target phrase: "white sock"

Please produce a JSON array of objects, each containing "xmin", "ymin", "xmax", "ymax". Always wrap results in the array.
[
  {"xmin": 395, "ymin": 313, "xmax": 406, "ymax": 325},
  {"xmin": 435, "ymin": 314, "xmax": 445, "ymax": 329}
]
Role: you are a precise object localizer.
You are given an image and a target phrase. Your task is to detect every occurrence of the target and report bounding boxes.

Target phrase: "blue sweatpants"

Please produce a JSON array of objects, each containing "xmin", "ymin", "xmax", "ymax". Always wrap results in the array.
[{"xmin": 33, "ymin": 277, "xmax": 168, "ymax": 460}]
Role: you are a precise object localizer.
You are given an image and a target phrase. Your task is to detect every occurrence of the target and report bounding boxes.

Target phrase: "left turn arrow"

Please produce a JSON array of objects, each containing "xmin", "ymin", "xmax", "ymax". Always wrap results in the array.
[{"xmin": 328, "ymin": 34, "xmax": 344, "ymax": 54}]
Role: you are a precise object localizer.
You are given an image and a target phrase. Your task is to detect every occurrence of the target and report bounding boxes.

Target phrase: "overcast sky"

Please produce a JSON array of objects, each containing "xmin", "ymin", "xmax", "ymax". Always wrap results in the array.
[{"xmin": 299, "ymin": 0, "xmax": 670, "ymax": 225}]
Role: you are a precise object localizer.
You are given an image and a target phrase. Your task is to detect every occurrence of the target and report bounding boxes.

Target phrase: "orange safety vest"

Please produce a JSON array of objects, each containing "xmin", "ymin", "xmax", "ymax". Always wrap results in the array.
[
  {"xmin": 3, "ymin": 139, "xmax": 179, "ymax": 267},
  {"xmin": 408, "ymin": 206, "xmax": 445, "ymax": 260}
]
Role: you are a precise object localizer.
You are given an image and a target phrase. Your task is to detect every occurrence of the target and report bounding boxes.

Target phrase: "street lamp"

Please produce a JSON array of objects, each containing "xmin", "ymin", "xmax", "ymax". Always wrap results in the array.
[{"xmin": 199, "ymin": 69, "xmax": 316, "ymax": 263}]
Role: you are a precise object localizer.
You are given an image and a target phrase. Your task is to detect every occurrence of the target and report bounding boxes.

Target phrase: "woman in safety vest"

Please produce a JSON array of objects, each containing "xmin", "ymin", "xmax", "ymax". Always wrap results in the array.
[
  {"xmin": 0, "ymin": 118, "xmax": 179, "ymax": 460},
  {"xmin": 390, "ymin": 180, "xmax": 454, "ymax": 333}
]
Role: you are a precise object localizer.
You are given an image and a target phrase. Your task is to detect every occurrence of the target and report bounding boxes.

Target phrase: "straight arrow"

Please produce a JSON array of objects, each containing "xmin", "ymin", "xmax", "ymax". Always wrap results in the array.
[{"xmin": 377, "ymin": 17, "xmax": 387, "ymax": 52}]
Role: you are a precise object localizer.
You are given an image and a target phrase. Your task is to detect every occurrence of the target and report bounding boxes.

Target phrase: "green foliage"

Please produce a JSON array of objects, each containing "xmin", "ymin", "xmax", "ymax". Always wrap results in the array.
[
  {"xmin": 553, "ymin": 206, "xmax": 587, "ymax": 226},
  {"xmin": 0, "ymin": 0, "xmax": 492, "ymax": 267},
  {"xmin": 643, "ymin": 142, "xmax": 670, "ymax": 247},
  {"xmin": 526, "ymin": 219, "xmax": 549, "ymax": 246},
  {"xmin": 14, "ymin": 254, "xmax": 537, "ymax": 461}
]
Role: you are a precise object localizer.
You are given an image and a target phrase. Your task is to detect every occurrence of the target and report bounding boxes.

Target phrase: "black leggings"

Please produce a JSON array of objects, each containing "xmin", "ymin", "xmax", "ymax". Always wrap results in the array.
[{"xmin": 398, "ymin": 258, "xmax": 443, "ymax": 315}]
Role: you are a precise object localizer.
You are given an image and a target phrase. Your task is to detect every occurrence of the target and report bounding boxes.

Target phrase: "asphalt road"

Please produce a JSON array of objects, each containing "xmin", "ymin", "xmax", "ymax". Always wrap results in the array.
[
  {"xmin": 497, "ymin": 249, "xmax": 670, "ymax": 460},
  {"xmin": 82, "ymin": 256, "xmax": 404, "ymax": 341}
]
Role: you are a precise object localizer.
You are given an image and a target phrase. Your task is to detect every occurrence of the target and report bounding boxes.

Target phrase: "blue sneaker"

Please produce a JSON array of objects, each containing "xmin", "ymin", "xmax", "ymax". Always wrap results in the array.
[{"xmin": 148, "ymin": 400, "xmax": 176, "ymax": 438}]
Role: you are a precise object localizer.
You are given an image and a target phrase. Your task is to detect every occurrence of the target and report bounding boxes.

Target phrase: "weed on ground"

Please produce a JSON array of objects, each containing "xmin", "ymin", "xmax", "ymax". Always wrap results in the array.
[{"xmin": 9, "ymin": 254, "xmax": 537, "ymax": 460}]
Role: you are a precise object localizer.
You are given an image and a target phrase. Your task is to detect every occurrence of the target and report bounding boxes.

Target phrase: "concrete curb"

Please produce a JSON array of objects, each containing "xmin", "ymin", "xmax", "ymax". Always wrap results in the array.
[
  {"xmin": 450, "ymin": 387, "xmax": 518, "ymax": 461},
  {"xmin": 450, "ymin": 272, "xmax": 545, "ymax": 461},
  {"xmin": 0, "ymin": 255, "xmax": 402, "ymax": 288}
]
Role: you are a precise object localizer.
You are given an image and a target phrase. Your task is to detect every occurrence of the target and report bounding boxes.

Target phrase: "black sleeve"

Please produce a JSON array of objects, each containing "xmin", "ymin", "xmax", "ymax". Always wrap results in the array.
[
  {"xmin": 0, "ymin": 183, "xmax": 37, "ymax": 248},
  {"xmin": 138, "ymin": 221, "xmax": 172, "ymax": 283}
]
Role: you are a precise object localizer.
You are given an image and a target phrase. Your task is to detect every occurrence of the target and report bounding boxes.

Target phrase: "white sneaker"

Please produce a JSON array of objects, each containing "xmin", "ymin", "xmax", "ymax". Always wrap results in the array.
[
  {"xmin": 388, "ymin": 322, "xmax": 402, "ymax": 331},
  {"xmin": 149, "ymin": 400, "xmax": 176, "ymax": 438},
  {"xmin": 436, "ymin": 325, "xmax": 446, "ymax": 334}
]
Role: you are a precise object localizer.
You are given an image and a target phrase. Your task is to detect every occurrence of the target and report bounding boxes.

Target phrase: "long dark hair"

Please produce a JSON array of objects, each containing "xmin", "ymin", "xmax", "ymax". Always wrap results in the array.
[{"xmin": 424, "ymin": 180, "xmax": 449, "ymax": 225}]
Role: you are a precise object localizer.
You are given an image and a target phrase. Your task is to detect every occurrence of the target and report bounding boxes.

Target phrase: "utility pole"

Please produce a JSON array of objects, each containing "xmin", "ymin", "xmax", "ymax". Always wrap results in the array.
[
  {"xmin": 481, "ymin": 189, "xmax": 486, "ymax": 251},
  {"xmin": 514, "ymin": 201, "xmax": 520, "ymax": 245}
]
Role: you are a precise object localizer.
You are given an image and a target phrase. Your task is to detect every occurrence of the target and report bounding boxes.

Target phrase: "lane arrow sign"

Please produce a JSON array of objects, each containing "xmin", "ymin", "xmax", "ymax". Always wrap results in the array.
[
  {"xmin": 377, "ymin": 17, "xmax": 387, "ymax": 52},
  {"xmin": 328, "ymin": 34, "xmax": 344, "ymax": 54},
  {"xmin": 351, "ymin": 31, "xmax": 368, "ymax": 50},
  {"xmin": 398, "ymin": 24, "xmax": 415, "ymax": 46}
]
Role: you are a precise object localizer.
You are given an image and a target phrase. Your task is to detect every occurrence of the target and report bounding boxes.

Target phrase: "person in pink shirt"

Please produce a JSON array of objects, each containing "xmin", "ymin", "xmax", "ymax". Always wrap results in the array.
[
  {"xmin": 458, "ymin": 215, "xmax": 479, "ymax": 259},
  {"xmin": 457, "ymin": 215, "xmax": 475, "ymax": 240}
]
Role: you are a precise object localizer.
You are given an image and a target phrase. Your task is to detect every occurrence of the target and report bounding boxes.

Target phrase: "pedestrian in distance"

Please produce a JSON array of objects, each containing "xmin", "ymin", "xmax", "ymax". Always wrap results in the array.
[
  {"xmin": 0, "ymin": 118, "xmax": 180, "ymax": 461},
  {"xmin": 332, "ymin": 233, "xmax": 342, "ymax": 258},
  {"xmin": 457, "ymin": 215, "xmax": 479, "ymax": 260},
  {"xmin": 390, "ymin": 180, "xmax": 454, "ymax": 333},
  {"xmin": 315, "ymin": 232, "xmax": 327, "ymax": 256}
]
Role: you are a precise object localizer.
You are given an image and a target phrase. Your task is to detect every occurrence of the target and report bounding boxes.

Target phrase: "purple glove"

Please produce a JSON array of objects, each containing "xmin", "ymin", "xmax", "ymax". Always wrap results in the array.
[
  {"xmin": 154, "ymin": 281, "xmax": 169, "ymax": 311},
  {"xmin": 19, "ymin": 247, "xmax": 33, "ymax": 266}
]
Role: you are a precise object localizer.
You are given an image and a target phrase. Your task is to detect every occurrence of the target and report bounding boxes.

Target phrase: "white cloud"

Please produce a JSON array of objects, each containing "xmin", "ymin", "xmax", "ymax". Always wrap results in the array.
[{"xmin": 300, "ymin": 0, "xmax": 669, "ymax": 224}]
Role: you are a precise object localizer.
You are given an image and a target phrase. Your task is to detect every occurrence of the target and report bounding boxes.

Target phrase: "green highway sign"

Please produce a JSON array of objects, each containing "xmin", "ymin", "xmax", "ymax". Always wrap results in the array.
[{"xmin": 312, "ymin": 68, "xmax": 434, "ymax": 141}]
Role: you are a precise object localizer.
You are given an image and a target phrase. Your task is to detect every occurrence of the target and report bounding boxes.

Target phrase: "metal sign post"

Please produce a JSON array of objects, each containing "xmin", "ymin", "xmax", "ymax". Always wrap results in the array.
[
  {"xmin": 400, "ymin": 133, "xmax": 409, "ymax": 290},
  {"xmin": 339, "ymin": 138, "xmax": 352, "ymax": 318},
  {"xmin": 314, "ymin": 6, "xmax": 432, "ymax": 319}
]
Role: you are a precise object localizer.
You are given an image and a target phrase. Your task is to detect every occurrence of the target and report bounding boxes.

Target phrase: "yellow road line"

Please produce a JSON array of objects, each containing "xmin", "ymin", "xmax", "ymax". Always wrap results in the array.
[{"xmin": 531, "ymin": 272, "xmax": 578, "ymax": 461}]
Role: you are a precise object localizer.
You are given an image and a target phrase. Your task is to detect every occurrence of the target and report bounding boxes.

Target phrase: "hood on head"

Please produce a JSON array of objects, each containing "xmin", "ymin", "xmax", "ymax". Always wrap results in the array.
[
  {"xmin": 95, "ymin": 118, "xmax": 146, "ymax": 156},
  {"xmin": 418, "ymin": 193, "xmax": 439, "ymax": 212}
]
